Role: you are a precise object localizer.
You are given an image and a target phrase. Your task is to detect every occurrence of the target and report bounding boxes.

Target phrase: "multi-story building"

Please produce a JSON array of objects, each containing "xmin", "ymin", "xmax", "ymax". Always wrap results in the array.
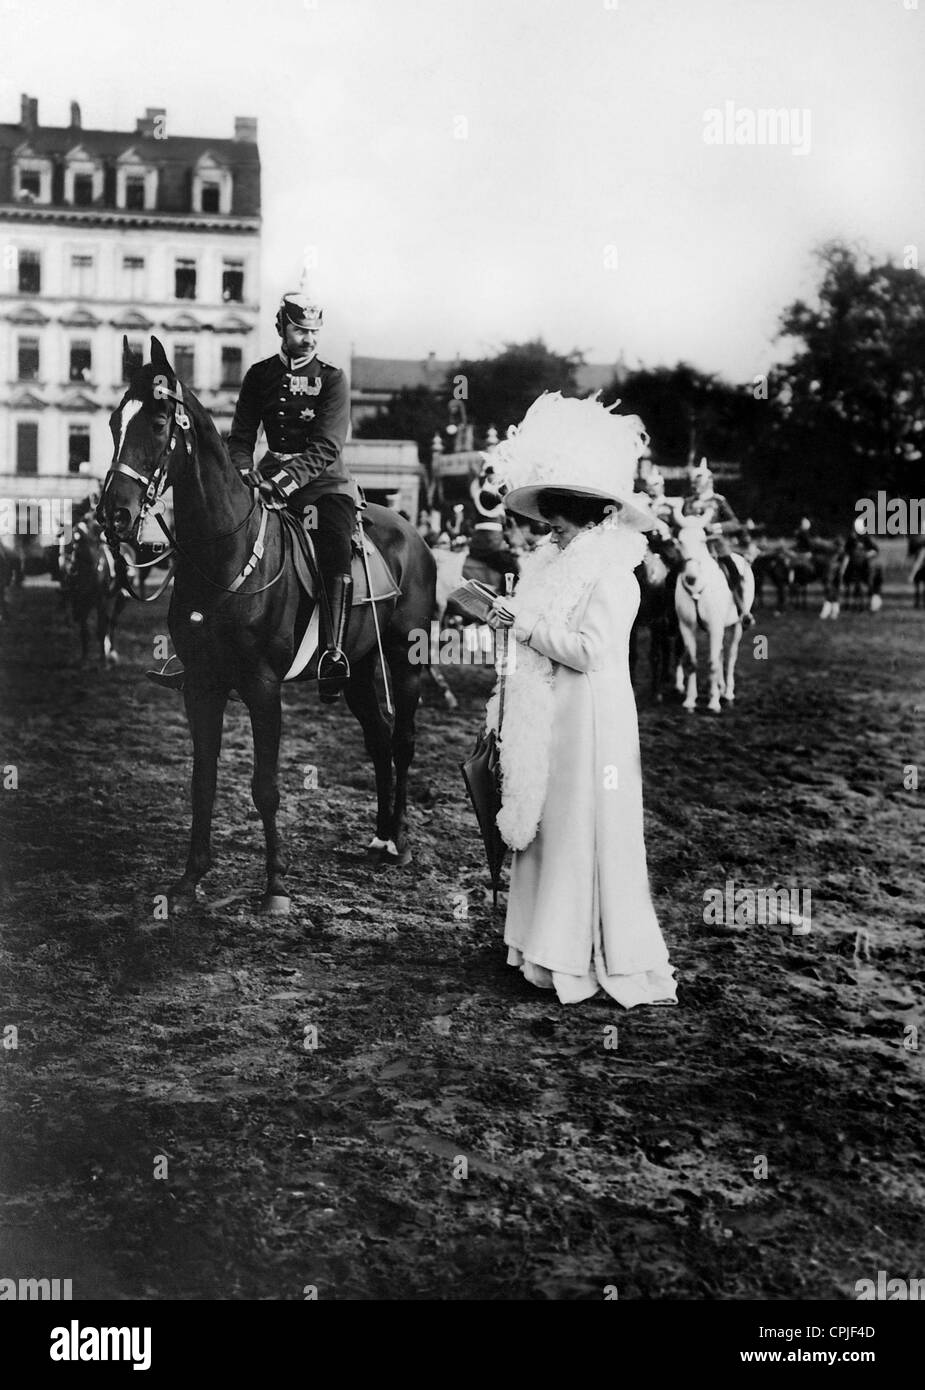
[{"xmin": 0, "ymin": 94, "xmax": 260, "ymax": 542}]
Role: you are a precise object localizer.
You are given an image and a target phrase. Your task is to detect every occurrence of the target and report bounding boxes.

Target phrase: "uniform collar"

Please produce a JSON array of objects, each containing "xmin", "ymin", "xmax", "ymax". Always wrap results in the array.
[{"xmin": 278, "ymin": 350, "xmax": 319, "ymax": 372}]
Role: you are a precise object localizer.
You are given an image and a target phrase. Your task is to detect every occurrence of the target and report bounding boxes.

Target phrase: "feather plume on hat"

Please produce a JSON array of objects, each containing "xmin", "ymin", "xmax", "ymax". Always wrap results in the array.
[{"xmin": 489, "ymin": 392, "xmax": 659, "ymax": 530}]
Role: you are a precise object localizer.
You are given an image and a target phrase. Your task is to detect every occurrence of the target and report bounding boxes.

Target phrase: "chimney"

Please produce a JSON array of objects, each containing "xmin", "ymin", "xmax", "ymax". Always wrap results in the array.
[
  {"xmin": 70, "ymin": 101, "xmax": 81, "ymax": 130},
  {"xmin": 20, "ymin": 94, "xmax": 38, "ymax": 132},
  {"xmin": 136, "ymin": 106, "xmax": 166, "ymax": 138},
  {"xmin": 234, "ymin": 116, "xmax": 257, "ymax": 143}
]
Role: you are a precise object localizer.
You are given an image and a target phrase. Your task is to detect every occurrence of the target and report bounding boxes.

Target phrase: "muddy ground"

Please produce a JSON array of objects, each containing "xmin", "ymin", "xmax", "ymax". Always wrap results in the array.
[{"xmin": 1, "ymin": 565, "xmax": 924, "ymax": 1301}]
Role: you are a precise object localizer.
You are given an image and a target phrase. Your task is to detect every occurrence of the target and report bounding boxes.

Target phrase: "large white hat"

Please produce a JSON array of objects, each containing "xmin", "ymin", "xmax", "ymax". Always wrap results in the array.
[{"xmin": 489, "ymin": 392, "xmax": 659, "ymax": 530}]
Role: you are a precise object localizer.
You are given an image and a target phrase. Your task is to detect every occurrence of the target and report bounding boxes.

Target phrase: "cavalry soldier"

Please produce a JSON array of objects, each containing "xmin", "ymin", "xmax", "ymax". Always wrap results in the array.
[
  {"xmin": 465, "ymin": 461, "xmax": 521, "ymax": 584},
  {"xmin": 682, "ymin": 458, "xmax": 754, "ymax": 627},
  {"xmin": 149, "ymin": 291, "xmax": 356, "ymax": 703}
]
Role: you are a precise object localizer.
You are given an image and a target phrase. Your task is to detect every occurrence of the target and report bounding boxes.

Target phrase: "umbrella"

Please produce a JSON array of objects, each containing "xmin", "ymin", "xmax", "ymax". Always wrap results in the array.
[
  {"xmin": 460, "ymin": 724, "xmax": 506, "ymax": 907},
  {"xmin": 460, "ymin": 589, "xmax": 513, "ymax": 907}
]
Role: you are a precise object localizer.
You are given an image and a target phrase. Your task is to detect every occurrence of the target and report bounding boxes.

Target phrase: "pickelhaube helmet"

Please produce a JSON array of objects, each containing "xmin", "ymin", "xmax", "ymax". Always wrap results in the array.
[
  {"xmin": 689, "ymin": 456, "xmax": 713, "ymax": 487},
  {"xmin": 275, "ymin": 291, "xmax": 323, "ymax": 337}
]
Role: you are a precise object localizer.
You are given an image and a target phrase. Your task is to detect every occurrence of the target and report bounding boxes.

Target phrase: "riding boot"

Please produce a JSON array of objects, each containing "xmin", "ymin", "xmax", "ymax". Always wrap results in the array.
[
  {"xmin": 718, "ymin": 555, "xmax": 754, "ymax": 628},
  {"xmin": 317, "ymin": 574, "xmax": 352, "ymax": 704}
]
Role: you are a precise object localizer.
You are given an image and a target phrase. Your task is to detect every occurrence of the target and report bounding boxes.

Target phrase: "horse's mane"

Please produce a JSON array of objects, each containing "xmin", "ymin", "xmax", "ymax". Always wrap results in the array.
[{"xmin": 124, "ymin": 361, "xmax": 238, "ymax": 477}]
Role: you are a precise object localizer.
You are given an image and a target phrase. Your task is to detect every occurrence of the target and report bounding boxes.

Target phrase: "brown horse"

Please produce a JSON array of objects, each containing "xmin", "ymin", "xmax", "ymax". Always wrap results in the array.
[
  {"xmin": 98, "ymin": 337, "xmax": 435, "ymax": 912},
  {"xmin": 65, "ymin": 516, "xmax": 126, "ymax": 664},
  {"xmin": 0, "ymin": 537, "xmax": 22, "ymax": 623}
]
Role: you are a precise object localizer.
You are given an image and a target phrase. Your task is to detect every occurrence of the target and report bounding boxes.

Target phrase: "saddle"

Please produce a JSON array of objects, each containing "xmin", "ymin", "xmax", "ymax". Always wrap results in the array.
[{"xmin": 277, "ymin": 509, "xmax": 401, "ymax": 607}]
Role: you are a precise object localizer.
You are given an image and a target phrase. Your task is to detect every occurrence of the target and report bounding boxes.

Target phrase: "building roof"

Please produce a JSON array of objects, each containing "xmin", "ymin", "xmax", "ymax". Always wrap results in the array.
[
  {"xmin": 0, "ymin": 98, "xmax": 260, "ymax": 217},
  {"xmin": 350, "ymin": 355, "xmax": 626, "ymax": 395},
  {"xmin": 350, "ymin": 355, "xmax": 453, "ymax": 393}
]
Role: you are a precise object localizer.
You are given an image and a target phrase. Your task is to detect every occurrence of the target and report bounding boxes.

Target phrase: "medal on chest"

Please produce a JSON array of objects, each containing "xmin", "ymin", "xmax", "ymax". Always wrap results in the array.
[{"xmin": 288, "ymin": 374, "xmax": 322, "ymax": 396}]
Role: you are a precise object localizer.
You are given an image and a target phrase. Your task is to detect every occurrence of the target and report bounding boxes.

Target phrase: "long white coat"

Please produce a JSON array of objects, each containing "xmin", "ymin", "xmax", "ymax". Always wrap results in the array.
[{"xmin": 503, "ymin": 569, "xmax": 675, "ymax": 998}]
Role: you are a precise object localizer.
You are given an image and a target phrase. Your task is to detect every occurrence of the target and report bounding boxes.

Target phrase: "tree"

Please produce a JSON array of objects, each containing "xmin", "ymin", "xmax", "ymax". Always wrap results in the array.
[
  {"xmin": 602, "ymin": 362, "xmax": 759, "ymax": 467},
  {"xmin": 771, "ymin": 242, "xmax": 925, "ymax": 519},
  {"xmin": 448, "ymin": 339, "xmax": 585, "ymax": 438},
  {"xmin": 353, "ymin": 385, "xmax": 448, "ymax": 468}
]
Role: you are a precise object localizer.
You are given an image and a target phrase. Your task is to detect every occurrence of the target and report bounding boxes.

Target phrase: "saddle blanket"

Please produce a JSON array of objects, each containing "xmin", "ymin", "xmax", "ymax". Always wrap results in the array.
[{"xmin": 281, "ymin": 514, "xmax": 400, "ymax": 682}]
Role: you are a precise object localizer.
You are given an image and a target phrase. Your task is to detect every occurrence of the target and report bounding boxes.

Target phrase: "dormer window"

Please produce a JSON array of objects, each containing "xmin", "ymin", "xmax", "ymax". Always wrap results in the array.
[
  {"xmin": 64, "ymin": 146, "xmax": 104, "ymax": 206},
  {"xmin": 125, "ymin": 177, "xmax": 145, "ymax": 209},
  {"xmin": 192, "ymin": 153, "xmax": 232, "ymax": 214},
  {"xmin": 13, "ymin": 146, "xmax": 52, "ymax": 204},
  {"xmin": 115, "ymin": 149, "xmax": 158, "ymax": 211}
]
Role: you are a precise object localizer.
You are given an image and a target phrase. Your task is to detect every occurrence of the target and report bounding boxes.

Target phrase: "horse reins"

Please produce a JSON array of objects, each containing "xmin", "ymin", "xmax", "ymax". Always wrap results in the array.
[{"xmin": 105, "ymin": 376, "xmax": 285, "ymax": 599}]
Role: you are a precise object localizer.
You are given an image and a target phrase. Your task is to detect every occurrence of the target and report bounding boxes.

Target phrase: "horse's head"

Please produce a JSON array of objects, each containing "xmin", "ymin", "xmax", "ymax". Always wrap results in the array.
[
  {"xmin": 676, "ymin": 519, "xmax": 711, "ymax": 593},
  {"xmin": 99, "ymin": 336, "xmax": 189, "ymax": 542}
]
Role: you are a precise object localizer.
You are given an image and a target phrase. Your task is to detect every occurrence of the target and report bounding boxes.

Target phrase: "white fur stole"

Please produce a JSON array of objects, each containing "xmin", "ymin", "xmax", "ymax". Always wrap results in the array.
[{"xmin": 485, "ymin": 523, "xmax": 645, "ymax": 850}]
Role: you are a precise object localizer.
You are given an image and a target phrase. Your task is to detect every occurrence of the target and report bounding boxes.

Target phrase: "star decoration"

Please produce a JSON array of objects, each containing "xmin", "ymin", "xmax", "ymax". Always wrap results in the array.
[{"xmin": 300, "ymin": 408, "xmax": 316, "ymax": 421}]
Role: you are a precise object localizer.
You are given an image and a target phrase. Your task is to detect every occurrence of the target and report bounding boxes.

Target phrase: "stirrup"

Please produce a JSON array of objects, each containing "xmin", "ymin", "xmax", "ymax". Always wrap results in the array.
[
  {"xmin": 317, "ymin": 646, "xmax": 350, "ymax": 703},
  {"xmin": 146, "ymin": 657, "xmax": 185, "ymax": 691}
]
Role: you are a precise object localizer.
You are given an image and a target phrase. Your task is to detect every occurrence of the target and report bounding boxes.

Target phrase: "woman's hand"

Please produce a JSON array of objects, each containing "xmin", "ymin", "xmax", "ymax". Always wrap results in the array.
[{"xmin": 487, "ymin": 596, "xmax": 517, "ymax": 629}]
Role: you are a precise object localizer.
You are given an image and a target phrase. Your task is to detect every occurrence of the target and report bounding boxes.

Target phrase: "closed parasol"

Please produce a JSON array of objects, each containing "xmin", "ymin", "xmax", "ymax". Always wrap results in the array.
[{"xmin": 460, "ymin": 577, "xmax": 514, "ymax": 907}]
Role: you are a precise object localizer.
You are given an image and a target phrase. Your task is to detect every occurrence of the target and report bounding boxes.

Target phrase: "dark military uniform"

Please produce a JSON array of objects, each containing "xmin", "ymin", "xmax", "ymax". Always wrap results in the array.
[
  {"xmin": 681, "ymin": 490, "xmax": 741, "ymax": 556},
  {"xmin": 228, "ymin": 350, "xmax": 354, "ymax": 505},
  {"xmin": 228, "ymin": 350, "xmax": 356, "ymax": 619}
]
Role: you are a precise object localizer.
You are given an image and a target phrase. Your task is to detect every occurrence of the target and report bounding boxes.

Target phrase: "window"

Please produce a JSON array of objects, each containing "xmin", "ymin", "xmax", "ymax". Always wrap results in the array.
[
  {"xmin": 122, "ymin": 254, "xmax": 145, "ymax": 298},
  {"xmin": 71, "ymin": 253, "xmax": 95, "ymax": 296},
  {"xmin": 174, "ymin": 345, "xmax": 195, "ymax": 384},
  {"xmin": 19, "ymin": 169, "xmax": 41, "ymax": 198},
  {"xmin": 69, "ymin": 341, "xmax": 92, "ymax": 382},
  {"xmin": 125, "ymin": 176, "xmax": 146, "ymax": 210},
  {"xmin": 200, "ymin": 182, "xmax": 220, "ymax": 213},
  {"xmin": 222, "ymin": 261, "xmax": 244, "ymax": 302},
  {"xmin": 17, "ymin": 337, "xmax": 40, "ymax": 381},
  {"xmin": 174, "ymin": 259, "xmax": 196, "ymax": 300},
  {"xmin": 16, "ymin": 422, "xmax": 38, "ymax": 475},
  {"xmin": 68, "ymin": 426, "xmax": 91, "ymax": 474},
  {"xmin": 122, "ymin": 339, "xmax": 144, "ymax": 383},
  {"xmin": 221, "ymin": 346, "xmax": 242, "ymax": 388},
  {"xmin": 73, "ymin": 173, "xmax": 94, "ymax": 206},
  {"xmin": 18, "ymin": 250, "xmax": 40, "ymax": 294}
]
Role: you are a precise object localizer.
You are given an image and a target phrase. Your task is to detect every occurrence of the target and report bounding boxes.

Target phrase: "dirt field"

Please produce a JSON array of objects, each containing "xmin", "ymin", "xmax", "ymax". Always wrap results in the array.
[{"xmin": 1, "ymin": 565, "xmax": 924, "ymax": 1301}]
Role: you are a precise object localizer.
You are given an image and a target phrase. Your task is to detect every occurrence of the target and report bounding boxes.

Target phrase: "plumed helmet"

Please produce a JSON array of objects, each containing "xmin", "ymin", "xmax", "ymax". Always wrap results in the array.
[
  {"xmin": 689, "ymin": 457, "xmax": 713, "ymax": 488},
  {"xmin": 276, "ymin": 291, "xmax": 323, "ymax": 336}
]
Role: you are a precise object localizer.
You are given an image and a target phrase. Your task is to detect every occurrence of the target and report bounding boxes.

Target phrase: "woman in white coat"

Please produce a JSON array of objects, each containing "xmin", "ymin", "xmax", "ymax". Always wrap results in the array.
[{"xmin": 483, "ymin": 393, "xmax": 677, "ymax": 1008}]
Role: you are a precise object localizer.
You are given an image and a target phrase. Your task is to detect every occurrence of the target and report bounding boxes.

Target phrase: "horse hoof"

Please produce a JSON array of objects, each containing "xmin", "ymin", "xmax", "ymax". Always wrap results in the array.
[
  {"xmin": 168, "ymin": 885, "xmax": 200, "ymax": 912},
  {"xmin": 381, "ymin": 844, "xmax": 412, "ymax": 868},
  {"xmin": 260, "ymin": 893, "xmax": 291, "ymax": 916},
  {"xmin": 683, "ymin": 704, "xmax": 696, "ymax": 715}
]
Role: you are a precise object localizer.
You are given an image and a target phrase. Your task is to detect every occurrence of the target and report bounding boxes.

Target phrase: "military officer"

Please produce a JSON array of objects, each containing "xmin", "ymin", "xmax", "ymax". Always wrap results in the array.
[
  {"xmin": 682, "ymin": 459, "xmax": 753, "ymax": 627},
  {"xmin": 148, "ymin": 291, "xmax": 356, "ymax": 702}
]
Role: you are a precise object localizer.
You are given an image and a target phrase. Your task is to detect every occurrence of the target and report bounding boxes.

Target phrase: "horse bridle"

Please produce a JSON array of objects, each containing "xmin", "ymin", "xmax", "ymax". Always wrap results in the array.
[
  {"xmin": 102, "ymin": 375, "xmax": 284, "ymax": 597},
  {"xmin": 101, "ymin": 374, "xmax": 190, "ymax": 534}
]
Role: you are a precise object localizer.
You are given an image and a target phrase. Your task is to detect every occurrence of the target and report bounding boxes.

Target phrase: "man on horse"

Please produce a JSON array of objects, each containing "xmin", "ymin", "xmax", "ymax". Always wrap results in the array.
[
  {"xmin": 464, "ymin": 461, "xmax": 521, "ymax": 586},
  {"xmin": 148, "ymin": 291, "xmax": 356, "ymax": 703},
  {"xmin": 681, "ymin": 458, "xmax": 754, "ymax": 627}
]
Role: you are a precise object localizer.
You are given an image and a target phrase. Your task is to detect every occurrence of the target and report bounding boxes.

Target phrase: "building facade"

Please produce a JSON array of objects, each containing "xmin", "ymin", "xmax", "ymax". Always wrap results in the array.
[{"xmin": 0, "ymin": 95, "xmax": 260, "ymax": 540}]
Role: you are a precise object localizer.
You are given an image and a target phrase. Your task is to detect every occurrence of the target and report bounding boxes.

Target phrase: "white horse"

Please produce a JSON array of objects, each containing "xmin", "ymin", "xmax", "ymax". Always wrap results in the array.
[{"xmin": 674, "ymin": 519, "xmax": 755, "ymax": 714}]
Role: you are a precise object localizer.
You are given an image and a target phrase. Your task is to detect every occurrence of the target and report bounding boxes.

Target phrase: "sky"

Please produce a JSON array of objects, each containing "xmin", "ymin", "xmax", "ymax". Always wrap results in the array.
[{"xmin": 2, "ymin": 0, "xmax": 923, "ymax": 382}]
